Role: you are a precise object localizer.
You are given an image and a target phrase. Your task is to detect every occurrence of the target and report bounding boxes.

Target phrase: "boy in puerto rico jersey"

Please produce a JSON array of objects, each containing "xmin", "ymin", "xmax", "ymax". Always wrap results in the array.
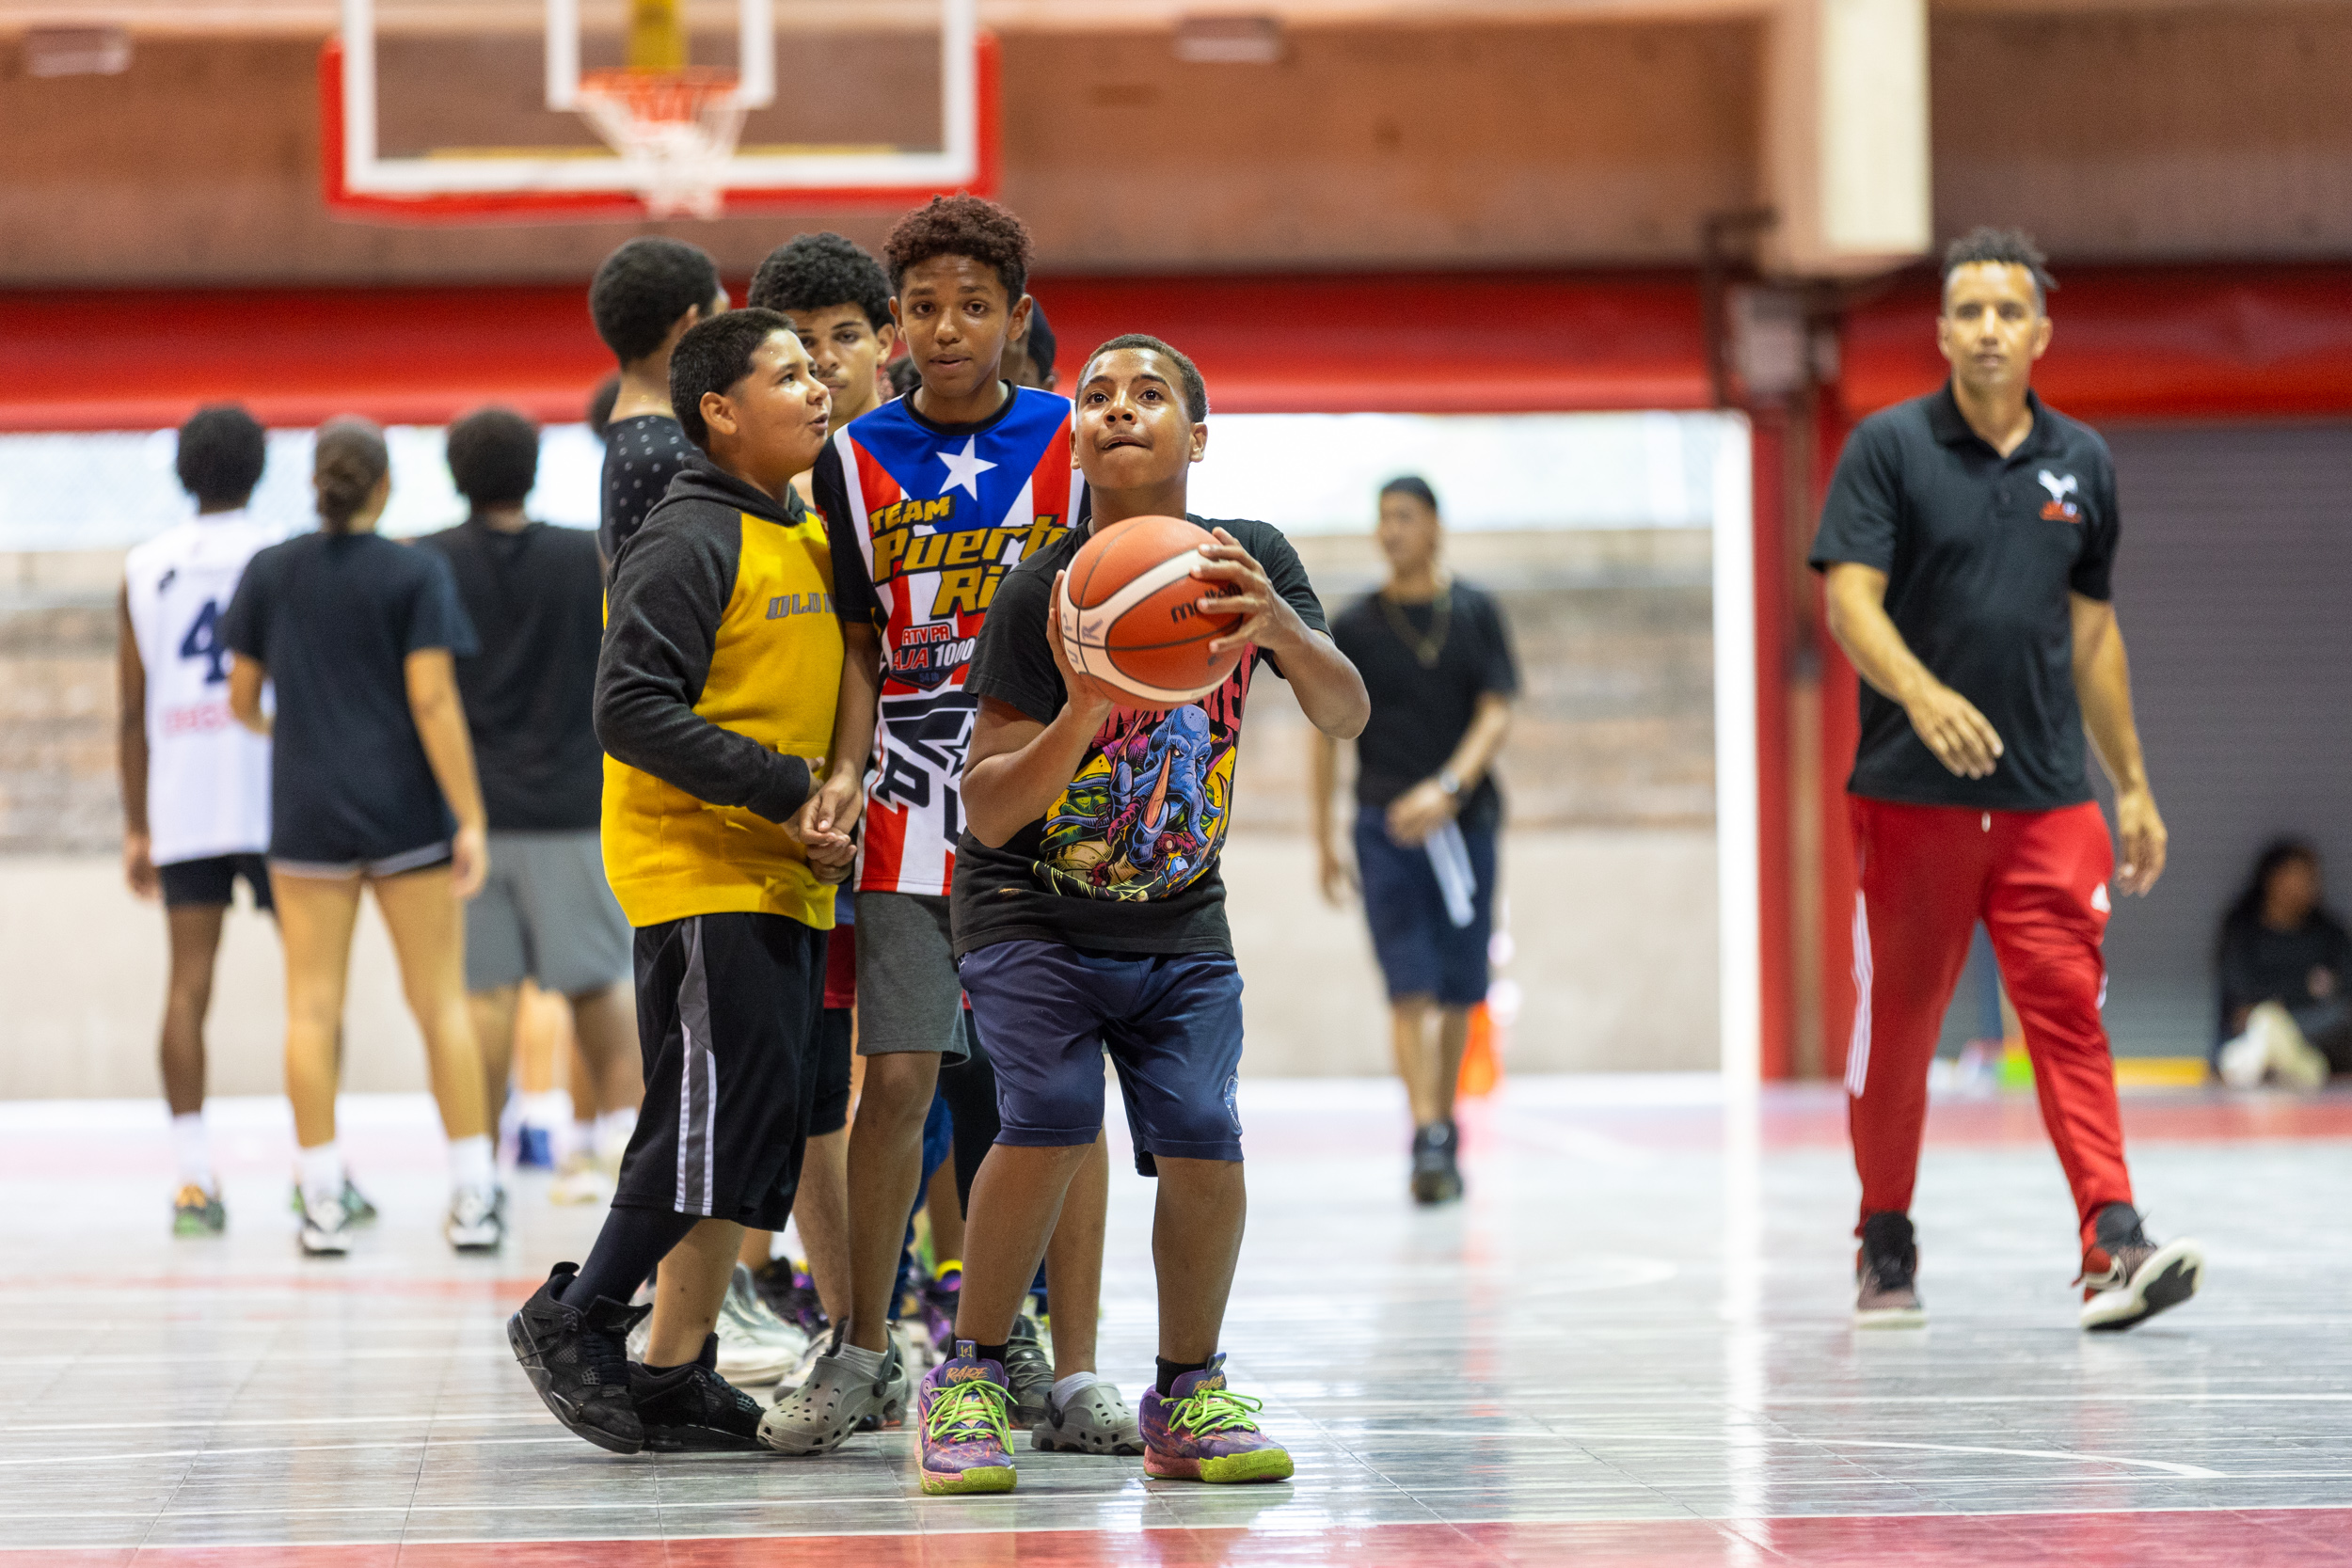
[{"xmin": 764, "ymin": 196, "xmax": 1123, "ymax": 1455}]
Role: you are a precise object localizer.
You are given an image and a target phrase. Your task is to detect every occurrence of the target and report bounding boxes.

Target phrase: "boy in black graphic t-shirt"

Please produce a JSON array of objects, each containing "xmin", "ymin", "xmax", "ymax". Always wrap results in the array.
[{"xmin": 914, "ymin": 335, "xmax": 1368, "ymax": 1497}]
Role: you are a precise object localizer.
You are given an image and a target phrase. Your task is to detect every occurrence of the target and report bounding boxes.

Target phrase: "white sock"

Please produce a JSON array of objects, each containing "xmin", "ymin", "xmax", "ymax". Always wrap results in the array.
[
  {"xmin": 1051, "ymin": 1371, "xmax": 1103, "ymax": 1407},
  {"xmin": 448, "ymin": 1133, "xmax": 496, "ymax": 1197},
  {"xmin": 297, "ymin": 1142, "xmax": 343, "ymax": 1212},
  {"xmin": 170, "ymin": 1112, "xmax": 214, "ymax": 1192},
  {"xmin": 556, "ymin": 1117, "xmax": 595, "ymax": 1163},
  {"xmin": 524, "ymin": 1090, "xmax": 570, "ymax": 1130},
  {"xmin": 835, "ymin": 1341, "xmax": 885, "ymax": 1377},
  {"xmin": 595, "ymin": 1109, "xmax": 636, "ymax": 1163}
]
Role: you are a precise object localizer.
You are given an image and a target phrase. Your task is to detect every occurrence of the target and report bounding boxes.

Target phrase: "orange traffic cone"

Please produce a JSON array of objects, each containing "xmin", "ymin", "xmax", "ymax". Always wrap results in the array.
[{"xmin": 1458, "ymin": 1003, "xmax": 1502, "ymax": 1098}]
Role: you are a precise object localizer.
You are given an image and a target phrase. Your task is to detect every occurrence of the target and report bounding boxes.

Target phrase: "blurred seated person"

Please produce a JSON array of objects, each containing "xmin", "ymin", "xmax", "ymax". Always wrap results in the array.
[{"xmin": 2215, "ymin": 838, "xmax": 2350, "ymax": 1089}]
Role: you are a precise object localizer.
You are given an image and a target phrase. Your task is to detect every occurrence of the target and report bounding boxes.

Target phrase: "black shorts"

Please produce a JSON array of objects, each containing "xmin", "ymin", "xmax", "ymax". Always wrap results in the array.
[
  {"xmin": 811, "ymin": 1006, "xmax": 853, "ymax": 1136},
  {"xmin": 612, "ymin": 911, "xmax": 827, "ymax": 1230},
  {"xmin": 158, "ymin": 853, "xmax": 275, "ymax": 912}
]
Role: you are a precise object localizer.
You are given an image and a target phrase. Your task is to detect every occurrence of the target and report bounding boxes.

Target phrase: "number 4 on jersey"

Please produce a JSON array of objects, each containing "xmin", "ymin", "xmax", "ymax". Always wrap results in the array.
[{"xmin": 180, "ymin": 598, "xmax": 230, "ymax": 685}]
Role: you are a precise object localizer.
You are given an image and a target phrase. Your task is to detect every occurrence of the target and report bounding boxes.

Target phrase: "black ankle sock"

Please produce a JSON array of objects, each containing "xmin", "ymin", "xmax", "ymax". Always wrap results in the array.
[
  {"xmin": 974, "ymin": 1341, "xmax": 1009, "ymax": 1367},
  {"xmin": 1156, "ymin": 1356, "xmax": 1210, "ymax": 1397},
  {"xmin": 565, "ymin": 1206, "xmax": 700, "ymax": 1312}
]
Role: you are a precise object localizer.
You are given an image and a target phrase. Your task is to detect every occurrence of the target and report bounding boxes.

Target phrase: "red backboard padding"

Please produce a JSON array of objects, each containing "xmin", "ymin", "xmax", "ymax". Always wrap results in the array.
[{"xmin": 0, "ymin": 273, "xmax": 1712, "ymax": 434}]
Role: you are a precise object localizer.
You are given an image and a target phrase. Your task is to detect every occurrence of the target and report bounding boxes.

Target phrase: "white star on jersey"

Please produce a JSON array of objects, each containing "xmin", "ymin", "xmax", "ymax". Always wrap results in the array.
[{"xmin": 936, "ymin": 436, "xmax": 997, "ymax": 499}]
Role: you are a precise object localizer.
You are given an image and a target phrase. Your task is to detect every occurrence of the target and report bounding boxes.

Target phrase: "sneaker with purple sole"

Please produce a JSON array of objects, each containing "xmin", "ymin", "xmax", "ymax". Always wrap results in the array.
[
  {"xmin": 1138, "ymin": 1354, "xmax": 1293, "ymax": 1483},
  {"xmin": 916, "ymin": 1341, "xmax": 1018, "ymax": 1496}
]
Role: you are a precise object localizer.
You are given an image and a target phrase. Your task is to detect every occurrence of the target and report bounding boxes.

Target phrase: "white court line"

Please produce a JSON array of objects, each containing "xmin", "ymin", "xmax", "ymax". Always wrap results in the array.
[
  {"xmin": 0, "ymin": 1435, "xmax": 577, "ymax": 1468},
  {"xmin": 1809, "ymin": 1438, "xmax": 2222, "ymax": 1479},
  {"xmin": 3, "ymin": 1410, "xmax": 552, "ymax": 1434}
]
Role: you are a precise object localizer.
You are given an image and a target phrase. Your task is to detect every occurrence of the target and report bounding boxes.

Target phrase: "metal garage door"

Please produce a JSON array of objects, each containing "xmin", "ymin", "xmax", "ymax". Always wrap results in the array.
[{"xmin": 2094, "ymin": 422, "xmax": 2352, "ymax": 1058}]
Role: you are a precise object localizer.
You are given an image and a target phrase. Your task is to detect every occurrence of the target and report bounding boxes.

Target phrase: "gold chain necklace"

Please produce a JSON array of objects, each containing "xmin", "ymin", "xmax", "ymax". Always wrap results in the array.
[{"xmin": 1379, "ymin": 587, "xmax": 1451, "ymax": 669}]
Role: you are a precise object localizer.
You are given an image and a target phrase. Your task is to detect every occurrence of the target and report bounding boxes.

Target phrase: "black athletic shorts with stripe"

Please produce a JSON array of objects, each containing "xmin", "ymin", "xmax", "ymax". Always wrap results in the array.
[{"xmin": 612, "ymin": 911, "xmax": 827, "ymax": 1231}]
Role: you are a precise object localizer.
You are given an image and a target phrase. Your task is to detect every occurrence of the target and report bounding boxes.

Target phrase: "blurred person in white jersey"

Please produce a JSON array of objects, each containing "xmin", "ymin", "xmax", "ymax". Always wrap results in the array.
[{"xmin": 119, "ymin": 405, "xmax": 290, "ymax": 1235}]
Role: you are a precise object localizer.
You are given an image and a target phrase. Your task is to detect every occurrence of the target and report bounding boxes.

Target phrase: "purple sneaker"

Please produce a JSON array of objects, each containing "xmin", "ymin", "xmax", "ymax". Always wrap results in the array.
[
  {"xmin": 1138, "ymin": 1354, "xmax": 1293, "ymax": 1483},
  {"xmin": 916, "ymin": 1341, "xmax": 1017, "ymax": 1496}
]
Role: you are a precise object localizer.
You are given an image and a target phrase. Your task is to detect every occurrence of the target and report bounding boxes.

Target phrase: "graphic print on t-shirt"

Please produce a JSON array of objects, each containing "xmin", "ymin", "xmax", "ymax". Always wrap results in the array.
[
  {"xmin": 1039, "ymin": 672, "xmax": 1252, "ymax": 902},
  {"xmin": 829, "ymin": 388, "xmax": 1083, "ymax": 896}
]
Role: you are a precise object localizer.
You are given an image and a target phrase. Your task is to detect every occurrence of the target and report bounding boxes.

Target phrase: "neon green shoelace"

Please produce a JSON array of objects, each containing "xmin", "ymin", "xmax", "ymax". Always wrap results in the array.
[
  {"xmin": 1165, "ymin": 1386, "xmax": 1265, "ymax": 1438},
  {"xmin": 925, "ymin": 1378, "xmax": 1012, "ymax": 1448}
]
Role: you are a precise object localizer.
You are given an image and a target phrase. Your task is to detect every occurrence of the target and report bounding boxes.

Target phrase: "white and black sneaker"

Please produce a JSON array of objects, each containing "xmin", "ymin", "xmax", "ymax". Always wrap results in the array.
[
  {"xmin": 2079, "ymin": 1203, "xmax": 2203, "ymax": 1332},
  {"xmin": 298, "ymin": 1189, "xmax": 353, "ymax": 1258},
  {"xmin": 1853, "ymin": 1211, "xmax": 1925, "ymax": 1329},
  {"xmin": 444, "ymin": 1186, "xmax": 505, "ymax": 1253}
]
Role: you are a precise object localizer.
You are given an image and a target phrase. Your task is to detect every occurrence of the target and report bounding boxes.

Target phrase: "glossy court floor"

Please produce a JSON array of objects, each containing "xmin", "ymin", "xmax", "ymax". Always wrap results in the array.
[{"xmin": 6, "ymin": 1076, "xmax": 2352, "ymax": 1567}]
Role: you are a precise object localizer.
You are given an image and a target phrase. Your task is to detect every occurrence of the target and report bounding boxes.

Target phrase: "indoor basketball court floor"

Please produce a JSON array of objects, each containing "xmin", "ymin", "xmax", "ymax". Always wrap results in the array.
[{"xmin": 6, "ymin": 1077, "xmax": 2350, "ymax": 1566}]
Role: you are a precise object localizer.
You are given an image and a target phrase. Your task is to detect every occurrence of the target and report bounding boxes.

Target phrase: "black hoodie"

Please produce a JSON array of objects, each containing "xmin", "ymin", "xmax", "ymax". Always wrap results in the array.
[{"xmin": 595, "ymin": 453, "xmax": 850, "ymax": 927}]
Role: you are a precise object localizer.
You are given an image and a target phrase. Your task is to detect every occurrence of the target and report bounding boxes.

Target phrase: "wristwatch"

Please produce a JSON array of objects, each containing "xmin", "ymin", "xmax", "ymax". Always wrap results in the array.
[{"xmin": 1436, "ymin": 768, "xmax": 1464, "ymax": 800}]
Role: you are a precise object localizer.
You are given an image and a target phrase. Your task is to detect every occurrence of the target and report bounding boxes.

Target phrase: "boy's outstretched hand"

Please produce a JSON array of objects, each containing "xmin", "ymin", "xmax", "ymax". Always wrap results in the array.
[{"xmin": 1196, "ymin": 528, "xmax": 1311, "ymax": 658}]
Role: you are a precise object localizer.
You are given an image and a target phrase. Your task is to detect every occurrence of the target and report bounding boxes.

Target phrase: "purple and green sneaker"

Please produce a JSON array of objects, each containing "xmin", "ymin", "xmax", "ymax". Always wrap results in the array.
[
  {"xmin": 916, "ymin": 1341, "xmax": 1017, "ymax": 1496},
  {"xmin": 1138, "ymin": 1354, "xmax": 1293, "ymax": 1483}
]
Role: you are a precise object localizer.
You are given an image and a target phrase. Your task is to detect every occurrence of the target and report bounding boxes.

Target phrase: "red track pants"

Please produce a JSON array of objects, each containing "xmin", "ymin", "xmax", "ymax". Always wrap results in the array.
[{"xmin": 1844, "ymin": 797, "xmax": 2133, "ymax": 1249}]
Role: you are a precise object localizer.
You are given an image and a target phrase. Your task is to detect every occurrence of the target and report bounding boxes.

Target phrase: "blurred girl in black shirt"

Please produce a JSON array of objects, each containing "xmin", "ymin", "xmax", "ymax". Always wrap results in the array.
[
  {"xmin": 2216, "ymin": 838, "xmax": 2350, "ymax": 1087},
  {"xmin": 224, "ymin": 418, "xmax": 500, "ymax": 1257}
]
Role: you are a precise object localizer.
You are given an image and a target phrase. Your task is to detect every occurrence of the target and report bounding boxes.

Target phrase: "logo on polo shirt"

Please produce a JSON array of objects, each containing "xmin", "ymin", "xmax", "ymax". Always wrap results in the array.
[{"xmin": 2037, "ymin": 469, "xmax": 2082, "ymax": 523}]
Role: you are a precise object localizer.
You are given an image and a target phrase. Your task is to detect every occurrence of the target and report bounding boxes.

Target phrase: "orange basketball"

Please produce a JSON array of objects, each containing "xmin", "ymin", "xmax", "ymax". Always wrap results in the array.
[{"xmin": 1056, "ymin": 515, "xmax": 1245, "ymax": 706}]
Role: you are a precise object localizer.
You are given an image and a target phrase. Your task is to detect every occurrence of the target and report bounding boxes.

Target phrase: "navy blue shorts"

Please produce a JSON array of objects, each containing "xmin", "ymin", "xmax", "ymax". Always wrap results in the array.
[
  {"xmin": 959, "ymin": 942, "xmax": 1246, "ymax": 1175},
  {"xmin": 1354, "ymin": 806, "xmax": 1497, "ymax": 1008}
]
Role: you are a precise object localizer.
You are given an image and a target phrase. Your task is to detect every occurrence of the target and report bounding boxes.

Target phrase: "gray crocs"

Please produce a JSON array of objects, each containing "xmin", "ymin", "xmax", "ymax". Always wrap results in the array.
[
  {"xmin": 1031, "ymin": 1380, "xmax": 1144, "ymax": 1455},
  {"xmin": 756, "ymin": 1323, "xmax": 909, "ymax": 1455}
]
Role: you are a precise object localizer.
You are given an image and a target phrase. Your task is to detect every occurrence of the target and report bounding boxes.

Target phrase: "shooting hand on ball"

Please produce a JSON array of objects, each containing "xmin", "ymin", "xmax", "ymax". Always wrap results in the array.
[
  {"xmin": 1196, "ymin": 528, "xmax": 1306, "ymax": 657},
  {"xmin": 1048, "ymin": 569, "xmax": 1123, "ymax": 720}
]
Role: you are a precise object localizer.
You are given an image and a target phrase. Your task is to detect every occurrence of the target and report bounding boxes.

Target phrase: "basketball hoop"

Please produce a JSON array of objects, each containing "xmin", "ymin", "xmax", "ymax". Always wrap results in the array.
[{"xmin": 572, "ymin": 67, "xmax": 745, "ymax": 220}]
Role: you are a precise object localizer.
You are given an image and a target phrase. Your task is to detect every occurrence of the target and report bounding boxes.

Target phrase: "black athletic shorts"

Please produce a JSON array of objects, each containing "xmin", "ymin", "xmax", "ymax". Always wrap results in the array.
[
  {"xmin": 812, "ymin": 1006, "xmax": 852, "ymax": 1137},
  {"xmin": 612, "ymin": 911, "xmax": 827, "ymax": 1231},
  {"xmin": 158, "ymin": 852, "xmax": 275, "ymax": 912}
]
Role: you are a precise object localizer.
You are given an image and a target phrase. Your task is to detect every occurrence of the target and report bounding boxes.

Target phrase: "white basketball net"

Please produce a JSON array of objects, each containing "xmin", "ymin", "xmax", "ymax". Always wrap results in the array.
[{"xmin": 573, "ymin": 68, "xmax": 746, "ymax": 220}]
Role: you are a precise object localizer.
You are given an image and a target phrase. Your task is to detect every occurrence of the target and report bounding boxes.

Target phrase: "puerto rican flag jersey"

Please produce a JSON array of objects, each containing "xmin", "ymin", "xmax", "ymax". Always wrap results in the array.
[{"xmin": 813, "ymin": 386, "xmax": 1083, "ymax": 896}]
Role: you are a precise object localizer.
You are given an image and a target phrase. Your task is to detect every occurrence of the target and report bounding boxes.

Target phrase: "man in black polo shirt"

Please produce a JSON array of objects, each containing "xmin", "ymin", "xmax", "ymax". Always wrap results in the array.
[{"xmin": 1811, "ymin": 228, "xmax": 2203, "ymax": 1334}]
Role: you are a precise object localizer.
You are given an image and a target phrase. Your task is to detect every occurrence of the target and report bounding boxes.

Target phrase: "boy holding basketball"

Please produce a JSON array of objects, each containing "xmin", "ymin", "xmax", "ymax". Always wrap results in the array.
[
  {"xmin": 763, "ymin": 197, "xmax": 1121, "ymax": 1455},
  {"xmin": 916, "ymin": 335, "xmax": 1368, "ymax": 1495}
]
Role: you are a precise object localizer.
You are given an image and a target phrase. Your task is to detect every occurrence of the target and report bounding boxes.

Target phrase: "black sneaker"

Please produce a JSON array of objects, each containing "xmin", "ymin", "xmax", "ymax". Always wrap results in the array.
[
  {"xmin": 2079, "ymin": 1202, "xmax": 2204, "ymax": 1332},
  {"xmin": 1003, "ymin": 1313, "xmax": 1054, "ymax": 1426},
  {"xmin": 507, "ymin": 1262, "xmax": 650, "ymax": 1454},
  {"xmin": 633, "ymin": 1334, "xmax": 767, "ymax": 1452},
  {"xmin": 1854, "ymin": 1211, "xmax": 1925, "ymax": 1329},
  {"xmin": 752, "ymin": 1259, "xmax": 828, "ymax": 1337},
  {"xmin": 1409, "ymin": 1120, "xmax": 1463, "ymax": 1205}
]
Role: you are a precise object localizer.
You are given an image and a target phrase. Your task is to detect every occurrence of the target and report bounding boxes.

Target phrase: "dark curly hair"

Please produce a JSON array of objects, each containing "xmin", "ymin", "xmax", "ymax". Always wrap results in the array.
[
  {"xmin": 1943, "ymin": 226, "xmax": 2057, "ymax": 311},
  {"xmin": 1080, "ymin": 334, "xmax": 1209, "ymax": 422},
  {"xmin": 590, "ymin": 236, "xmax": 722, "ymax": 363},
  {"xmin": 882, "ymin": 195, "xmax": 1031, "ymax": 302},
  {"xmin": 749, "ymin": 232, "xmax": 893, "ymax": 332},
  {"xmin": 313, "ymin": 417, "xmax": 389, "ymax": 534},
  {"xmin": 175, "ymin": 404, "xmax": 267, "ymax": 509},
  {"xmin": 446, "ymin": 406, "xmax": 540, "ymax": 508},
  {"xmin": 669, "ymin": 308, "xmax": 793, "ymax": 451},
  {"xmin": 887, "ymin": 356, "xmax": 921, "ymax": 399}
]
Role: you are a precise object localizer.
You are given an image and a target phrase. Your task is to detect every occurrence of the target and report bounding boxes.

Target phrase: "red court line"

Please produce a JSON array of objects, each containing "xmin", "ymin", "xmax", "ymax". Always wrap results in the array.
[{"xmin": 17, "ymin": 1510, "xmax": 2352, "ymax": 1567}]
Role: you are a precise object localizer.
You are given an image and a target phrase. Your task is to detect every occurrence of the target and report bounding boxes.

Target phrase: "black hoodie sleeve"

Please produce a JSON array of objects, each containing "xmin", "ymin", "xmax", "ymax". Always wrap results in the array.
[{"xmin": 595, "ymin": 505, "xmax": 813, "ymax": 824}]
